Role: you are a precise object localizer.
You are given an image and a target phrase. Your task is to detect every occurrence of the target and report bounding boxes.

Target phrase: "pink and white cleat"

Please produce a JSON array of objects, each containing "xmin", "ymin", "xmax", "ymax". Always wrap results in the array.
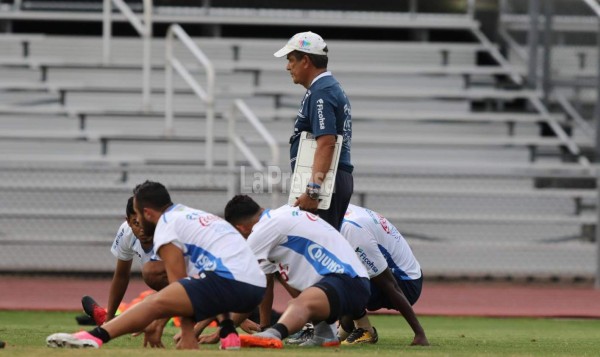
[
  {"xmin": 46, "ymin": 331, "xmax": 103, "ymax": 348},
  {"xmin": 220, "ymin": 332, "xmax": 241, "ymax": 350}
]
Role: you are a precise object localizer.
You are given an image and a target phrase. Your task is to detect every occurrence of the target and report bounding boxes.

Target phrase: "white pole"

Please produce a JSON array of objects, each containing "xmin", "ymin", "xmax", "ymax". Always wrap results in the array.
[
  {"xmin": 142, "ymin": 0, "xmax": 152, "ymax": 111},
  {"xmin": 227, "ymin": 104, "xmax": 236, "ymax": 199},
  {"xmin": 165, "ymin": 25, "xmax": 174, "ymax": 137},
  {"xmin": 102, "ymin": 0, "xmax": 111, "ymax": 65},
  {"xmin": 205, "ymin": 62, "xmax": 215, "ymax": 169}
]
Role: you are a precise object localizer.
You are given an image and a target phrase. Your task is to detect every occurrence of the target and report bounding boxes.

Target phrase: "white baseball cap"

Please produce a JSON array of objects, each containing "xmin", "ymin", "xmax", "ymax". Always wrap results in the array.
[{"xmin": 274, "ymin": 31, "xmax": 327, "ymax": 58}]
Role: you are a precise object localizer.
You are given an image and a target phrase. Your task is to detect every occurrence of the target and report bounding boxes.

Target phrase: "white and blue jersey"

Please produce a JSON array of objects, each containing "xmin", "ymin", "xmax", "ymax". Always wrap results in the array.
[
  {"xmin": 289, "ymin": 72, "xmax": 353, "ymax": 173},
  {"xmin": 111, "ymin": 221, "xmax": 155, "ymax": 266},
  {"xmin": 153, "ymin": 204, "xmax": 266, "ymax": 288},
  {"xmin": 246, "ymin": 205, "xmax": 368, "ymax": 292},
  {"xmin": 341, "ymin": 204, "xmax": 421, "ymax": 281}
]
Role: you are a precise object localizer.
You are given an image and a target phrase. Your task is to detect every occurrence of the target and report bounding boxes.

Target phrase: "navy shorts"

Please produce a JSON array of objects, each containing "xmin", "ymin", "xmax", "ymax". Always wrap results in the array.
[
  {"xmin": 179, "ymin": 271, "xmax": 265, "ymax": 322},
  {"xmin": 313, "ymin": 274, "xmax": 370, "ymax": 324},
  {"xmin": 367, "ymin": 274, "xmax": 423, "ymax": 311}
]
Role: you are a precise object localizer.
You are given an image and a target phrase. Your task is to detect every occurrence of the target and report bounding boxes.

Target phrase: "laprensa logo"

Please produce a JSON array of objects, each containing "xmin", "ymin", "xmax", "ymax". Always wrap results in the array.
[{"xmin": 307, "ymin": 243, "xmax": 344, "ymax": 273}]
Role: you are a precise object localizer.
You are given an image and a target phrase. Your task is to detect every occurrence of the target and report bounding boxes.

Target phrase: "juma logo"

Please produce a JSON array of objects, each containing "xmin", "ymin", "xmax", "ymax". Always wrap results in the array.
[{"xmin": 307, "ymin": 243, "xmax": 344, "ymax": 273}]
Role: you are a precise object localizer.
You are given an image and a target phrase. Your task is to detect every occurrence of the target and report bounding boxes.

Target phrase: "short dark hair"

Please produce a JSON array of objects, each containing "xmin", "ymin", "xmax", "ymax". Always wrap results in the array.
[
  {"xmin": 224, "ymin": 195, "xmax": 261, "ymax": 225},
  {"xmin": 133, "ymin": 180, "xmax": 173, "ymax": 212},
  {"xmin": 126, "ymin": 196, "xmax": 135, "ymax": 218},
  {"xmin": 290, "ymin": 48, "xmax": 328, "ymax": 69}
]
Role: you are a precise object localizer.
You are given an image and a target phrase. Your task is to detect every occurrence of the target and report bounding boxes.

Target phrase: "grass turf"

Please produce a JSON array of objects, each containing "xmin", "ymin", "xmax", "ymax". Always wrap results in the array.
[{"xmin": 0, "ymin": 311, "xmax": 599, "ymax": 356}]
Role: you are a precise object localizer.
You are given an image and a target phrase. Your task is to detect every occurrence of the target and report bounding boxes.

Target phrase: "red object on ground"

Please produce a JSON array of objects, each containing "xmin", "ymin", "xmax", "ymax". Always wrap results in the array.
[{"xmin": 1, "ymin": 276, "xmax": 600, "ymax": 318}]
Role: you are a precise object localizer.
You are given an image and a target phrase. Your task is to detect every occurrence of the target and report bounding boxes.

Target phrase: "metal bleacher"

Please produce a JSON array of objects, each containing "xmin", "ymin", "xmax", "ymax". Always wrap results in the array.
[{"xmin": 0, "ymin": 1, "xmax": 597, "ymax": 278}]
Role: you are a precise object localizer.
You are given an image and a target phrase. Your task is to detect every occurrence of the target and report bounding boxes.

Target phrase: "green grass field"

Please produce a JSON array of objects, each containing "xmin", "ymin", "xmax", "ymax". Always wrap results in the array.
[{"xmin": 0, "ymin": 311, "xmax": 599, "ymax": 356}]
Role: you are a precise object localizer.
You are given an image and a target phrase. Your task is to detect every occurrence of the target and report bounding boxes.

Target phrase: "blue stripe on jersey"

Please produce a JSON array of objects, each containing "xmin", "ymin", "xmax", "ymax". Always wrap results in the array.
[
  {"xmin": 342, "ymin": 219, "xmax": 362, "ymax": 228},
  {"xmin": 282, "ymin": 235, "xmax": 359, "ymax": 277},
  {"xmin": 184, "ymin": 244, "xmax": 234, "ymax": 280},
  {"xmin": 261, "ymin": 209, "xmax": 271, "ymax": 219},
  {"xmin": 162, "ymin": 204, "xmax": 180, "ymax": 223},
  {"xmin": 378, "ymin": 244, "xmax": 411, "ymax": 280}
]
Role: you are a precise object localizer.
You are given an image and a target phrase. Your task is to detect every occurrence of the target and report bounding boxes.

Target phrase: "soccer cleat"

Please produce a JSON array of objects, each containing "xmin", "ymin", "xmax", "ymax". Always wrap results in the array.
[
  {"xmin": 220, "ymin": 332, "xmax": 241, "ymax": 350},
  {"xmin": 46, "ymin": 331, "xmax": 102, "ymax": 348},
  {"xmin": 286, "ymin": 323, "xmax": 314, "ymax": 345},
  {"xmin": 81, "ymin": 295, "xmax": 107, "ymax": 326},
  {"xmin": 240, "ymin": 334, "xmax": 283, "ymax": 349},
  {"xmin": 341, "ymin": 327, "xmax": 378, "ymax": 345},
  {"xmin": 298, "ymin": 335, "xmax": 340, "ymax": 347}
]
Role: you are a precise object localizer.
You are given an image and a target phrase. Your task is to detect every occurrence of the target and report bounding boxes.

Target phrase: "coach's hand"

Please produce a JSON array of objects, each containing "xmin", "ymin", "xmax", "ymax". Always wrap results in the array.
[{"xmin": 293, "ymin": 193, "xmax": 319, "ymax": 213}]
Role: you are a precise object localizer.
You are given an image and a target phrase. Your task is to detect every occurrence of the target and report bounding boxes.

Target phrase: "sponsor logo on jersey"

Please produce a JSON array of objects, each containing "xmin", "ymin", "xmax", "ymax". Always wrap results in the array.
[
  {"xmin": 194, "ymin": 253, "xmax": 217, "ymax": 271},
  {"xmin": 307, "ymin": 243, "xmax": 345, "ymax": 273},
  {"xmin": 316, "ymin": 98, "xmax": 325, "ymax": 129},
  {"xmin": 113, "ymin": 228, "xmax": 125, "ymax": 249},
  {"xmin": 199, "ymin": 214, "xmax": 221, "ymax": 227},
  {"xmin": 378, "ymin": 214, "xmax": 391, "ymax": 234},
  {"xmin": 305, "ymin": 212, "xmax": 318, "ymax": 221},
  {"xmin": 355, "ymin": 247, "xmax": 379, "ymax": 274}
]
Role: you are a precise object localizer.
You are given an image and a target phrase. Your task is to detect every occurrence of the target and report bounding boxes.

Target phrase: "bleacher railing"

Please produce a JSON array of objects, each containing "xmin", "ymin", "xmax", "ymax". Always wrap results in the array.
[
  {"xmin": 227, "ymin": 99, "xmax": 280, "ymax": 208},
  {"xmin": 165, "ymin": 24, "xmax": 215, "ymax": 169},
  {"xmin": 103, "ymin": 0, "xmax": 152, "ymax": 111},
  {"xmin": 497, "ymin": 0, "xmax": 591, "ymax": 167}
]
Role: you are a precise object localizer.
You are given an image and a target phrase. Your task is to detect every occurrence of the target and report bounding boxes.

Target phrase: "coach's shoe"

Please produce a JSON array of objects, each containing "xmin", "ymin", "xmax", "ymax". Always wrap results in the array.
[
  {"xmin": 240, "ymin": 332, "xmax": 283, "ymax": 349},
  {"xmin": 286, "ymin": 323, "xmax": 314, "ymax": 345},
  {"xmin": 220, "ymin": 332, "xmax": 241, "ymax": 350},
  {"xmin": 298, "ymin": 335, "xmax": 340, "ymax": 347},
  {"xmin": 341, "ymin": 327, "xmax": 378, "ymax": 345},
  {"xmin": 46, "ymin": 331, "xmax": 102, "ymax": 348},
  {"xmin": 81, "ymin": 295, "xmax": 107, "ymax": 326}
]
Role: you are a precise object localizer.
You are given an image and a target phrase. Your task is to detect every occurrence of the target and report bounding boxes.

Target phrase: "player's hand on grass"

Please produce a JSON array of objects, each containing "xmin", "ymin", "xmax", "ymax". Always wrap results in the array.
[
  {"xmin": 197, "ymin": 331, "xmax": 219, "ymax": 344},
  {"xmin": 175, "ymin": 330, "xmax": 199, "ymax": 350},
  {"xmin": 139, "ymin": 319, "xmax": 165, "ymax": 348},
  {"xmin": 239, "ymin": 319, "xmax": 261, "ymax": 334},
  {"xmin": 411, "ymin": 333, "xmax": 430, "ymax": 346}
]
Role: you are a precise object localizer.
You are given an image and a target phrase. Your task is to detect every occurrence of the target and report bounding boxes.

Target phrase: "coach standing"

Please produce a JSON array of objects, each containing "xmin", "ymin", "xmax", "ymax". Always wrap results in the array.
[{"xmin": 274, "ymin": 31, "xmax": 353, "ymax": 231}]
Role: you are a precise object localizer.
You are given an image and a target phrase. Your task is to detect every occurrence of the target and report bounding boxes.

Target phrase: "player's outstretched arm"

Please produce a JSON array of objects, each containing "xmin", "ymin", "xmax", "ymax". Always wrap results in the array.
[
  {"xmin": 259, "ymin": 274, "xmax": 275, "ymax": 330},
  {"xmin": 372, "ymin": 269, "xmax": 429, "ymax": 346},
  {"xmin": 106, "ymin": 259, "xmax": 133, "ymax": 321}
]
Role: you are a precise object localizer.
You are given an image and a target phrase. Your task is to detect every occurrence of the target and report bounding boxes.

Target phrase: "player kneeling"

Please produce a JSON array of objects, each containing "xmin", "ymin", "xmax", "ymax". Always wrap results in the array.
[
  {"xmin": 338, "ymin": 204, "xmax": 429, "ymax": 346},
  {"xmin": 47, "ymin": 181, "xmax": 266, "ymax": 350},
  {"xmin": 223, "ymin": 195, "xmax": 370, "ymax": 349}
]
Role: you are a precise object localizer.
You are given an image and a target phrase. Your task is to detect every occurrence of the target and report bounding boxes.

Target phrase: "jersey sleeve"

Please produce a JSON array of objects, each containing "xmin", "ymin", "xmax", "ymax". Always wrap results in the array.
[
  {"xmin": 247, "ymin": 216, "xmax": 283, "ymax": 263},
  {"xmin": 341, "ymin": 221, "xmax": 388, "ymax": 278},
  {"xmin": 309, "ymin": 89, "xmax": 338, "ymax": 138},
  {"xmin": 111, "ymin": 222, "xmax": 135, "ymax": 261},
  {"xmin": 153, "ymin": 217, "xmax": 184, "ymax": 258}
]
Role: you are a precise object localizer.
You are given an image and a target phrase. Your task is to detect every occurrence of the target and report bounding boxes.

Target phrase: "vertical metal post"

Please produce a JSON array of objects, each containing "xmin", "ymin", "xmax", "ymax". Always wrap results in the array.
[
  {"xmin": 467, "ymin": 0, "xmax": 476, "ymax": 19},
  {"xmin": 205, "ymin": 65, "xmax": 215, "ymax": 170},
  {"xmin": 527, "ymin": 0, "xmax": 540, "ymax": 89},
  {"xmin": 409, "ymin": 0, "xmax": 417, "ymax": 17},
  {"xmin": 227, "ymin": 104, "xmax": 236, "ymax": 199},
  {"xmin": 164, "ymin": 26, "xmax": 174, "ymax": 136},
  {"xmin": 595, "ymin": 18, "xmax": 600, "ymax": 289},
  {"xmin": 542, "ymin": 0, "xmax": 553, "ymax": 105},
  {"xmin": 102, "ymin": 0, "xmax": 111, "ymax": 64},
  {"xmin": 142, "ymin": 0, "xmax": 152, "ymax": 111}
]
